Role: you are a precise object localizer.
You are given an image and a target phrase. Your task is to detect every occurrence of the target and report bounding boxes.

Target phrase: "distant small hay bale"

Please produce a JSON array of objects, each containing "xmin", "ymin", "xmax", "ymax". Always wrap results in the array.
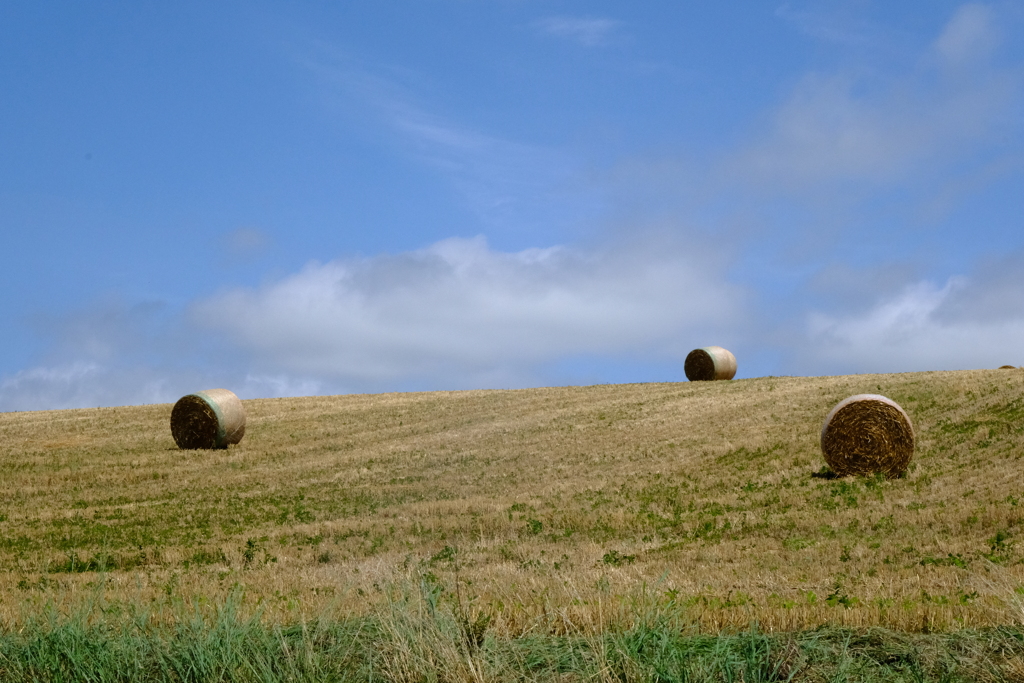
[
  {"xmin": 684, "ymin": 346, "xmax": 737, "ymax": 381},
  {"xmin": 820, "ymin": 394, "xmax": 914, "ymax": 479},
  {"xmin": 999, "ymin": 365, "xmax": 1018, "ymax": 370},
  {"xmin": 170, "ymin": 388, "xmax": 246, "ymax": 450}
]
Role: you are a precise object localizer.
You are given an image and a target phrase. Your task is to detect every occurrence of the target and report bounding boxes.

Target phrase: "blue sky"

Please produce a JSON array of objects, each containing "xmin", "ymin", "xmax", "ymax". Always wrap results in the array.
[{"xmin": 2, "ymin": 1, "xmax": 1023, "ymax": 410}]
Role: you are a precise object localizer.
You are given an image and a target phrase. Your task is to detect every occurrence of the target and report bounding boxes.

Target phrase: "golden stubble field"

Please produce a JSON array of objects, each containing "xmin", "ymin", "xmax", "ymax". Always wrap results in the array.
[{"xmin": 2, "ymin": 369, "xmax": 1024, "ymax": 634}]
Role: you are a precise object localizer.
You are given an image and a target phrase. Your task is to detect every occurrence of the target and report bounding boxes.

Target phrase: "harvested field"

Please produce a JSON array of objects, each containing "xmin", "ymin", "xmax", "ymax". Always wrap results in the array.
[{"xmin": 2, "ymin": 369, "xmax": 1024, "ymax": 635}]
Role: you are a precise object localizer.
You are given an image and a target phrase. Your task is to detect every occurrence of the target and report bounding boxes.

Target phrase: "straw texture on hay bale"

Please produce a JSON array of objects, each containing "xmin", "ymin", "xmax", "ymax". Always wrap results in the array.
[
  {"xmin": 170, "ymin": 388, "xmax": 246, "ymax": 450},
  {"xmin": 684, "ymin": 346, "xmax": 737, "ymax": 381},
  {"xmin": 820, "ymin": 394, "xmax": 914, "ymax": 478}
]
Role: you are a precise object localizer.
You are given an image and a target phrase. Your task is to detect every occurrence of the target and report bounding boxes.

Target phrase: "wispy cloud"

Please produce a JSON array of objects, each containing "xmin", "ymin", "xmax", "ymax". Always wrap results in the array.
[
  {"xmin": 774, "ymin": 3, "xmax": 875, "ymax": 45},
  {"xmin": 534, "ymin": 16, "xmax": 620, "ymax": 47},
  {"xmin": 222, "ymin": 227, "xmax": 271, "ymax": 261},
  {"xmin": 387, "ymin": 112, "xmax": 580, "ymax": 228},
  {"xmin": 934, "ymin": 3, "xmax": 1000, "ymax": 66},
  {"xmin": 301, "ymin": 51, "xmax": 596, "ymax": 237},
  {"xmin": 733, "ymin": 4, "xmax": 1019, "ymax": 199},
  {"xmin": 729, "ymin": 71, "xmax": 1016, "ymax": 195}
]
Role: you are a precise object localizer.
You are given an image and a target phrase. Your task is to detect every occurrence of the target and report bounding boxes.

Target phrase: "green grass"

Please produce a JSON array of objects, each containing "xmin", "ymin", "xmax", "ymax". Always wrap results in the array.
[{"xmin": 4, "ymin": 590, "xmax": 1024, "ymax": 682}]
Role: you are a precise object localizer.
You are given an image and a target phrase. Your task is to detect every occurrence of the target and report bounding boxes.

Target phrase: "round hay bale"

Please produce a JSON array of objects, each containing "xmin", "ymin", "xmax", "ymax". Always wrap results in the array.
[
  {"xmin": 999, "ymin": 365, "xmax": 1017, "ymax": 370},
  {"xmin": 820, "ymin": 394, "xmax": 914, "ymax": 478},
  {"xmin": 170, "ymin": 388, "xmax": 246, "ymax": 450},
  {"xmin": 684, "ymin": 346, "xmax": 737, "ymax": 381}
]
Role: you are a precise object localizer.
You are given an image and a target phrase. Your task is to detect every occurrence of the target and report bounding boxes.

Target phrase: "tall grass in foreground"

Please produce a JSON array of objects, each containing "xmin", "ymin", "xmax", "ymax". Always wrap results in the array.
[{"xmin": 4, "ymin": 588, "xmax": 1024, "ymax": 682}]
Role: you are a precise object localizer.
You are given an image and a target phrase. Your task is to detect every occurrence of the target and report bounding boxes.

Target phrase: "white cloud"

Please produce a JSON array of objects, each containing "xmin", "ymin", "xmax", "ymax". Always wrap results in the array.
[
  {"xmin": 534, "ymin": 16, "xmax": 620, "ymax": 47},
  {"xmin": 1, "ymin": 234, "xmax": 745, "ymax": 410},
  {"xmin": 803, "ymin": 270, "xmax": 1024, "ymax": 374},
  {"xmin": 191, "ymin": 235, "xmax": 745, "ymax": 391}
]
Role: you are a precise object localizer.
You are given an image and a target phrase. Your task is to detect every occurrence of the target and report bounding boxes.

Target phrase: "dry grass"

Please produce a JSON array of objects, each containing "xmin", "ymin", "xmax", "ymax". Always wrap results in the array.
[{"xmin": 3, "ymin": 370, "xmax": 1024, "ymax": 634}]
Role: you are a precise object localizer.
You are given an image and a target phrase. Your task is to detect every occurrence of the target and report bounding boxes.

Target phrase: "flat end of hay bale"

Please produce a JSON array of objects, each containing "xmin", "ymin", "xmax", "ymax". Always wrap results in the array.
[
  {"xmin": 170, "ymin": 388, "xmax": 246, "ymax": 450},
  {"xmin": 820, "ymin": 394, "xmax": 914, "ymax": 478},
  {"xmin": 685, "ymin": 346, "xmax": 737, "ymax": 381}
]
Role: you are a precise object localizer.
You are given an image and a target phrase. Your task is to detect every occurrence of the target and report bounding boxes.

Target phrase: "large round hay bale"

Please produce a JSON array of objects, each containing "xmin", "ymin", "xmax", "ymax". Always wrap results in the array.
[
  {"xmin": 684, "ymin": 346, "xmax": 737, "ymax": 381},
  {"xmin": 170, "ymin": 388, "xmax": 246, "ymax": 450},
  {"xmin": 820, "ymin": 394, "xmax": 914, "ymax": 478}
]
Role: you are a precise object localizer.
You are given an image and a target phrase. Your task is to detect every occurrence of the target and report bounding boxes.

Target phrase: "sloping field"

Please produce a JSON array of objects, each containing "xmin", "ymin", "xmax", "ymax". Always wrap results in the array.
[{"xmin": 2, "ymin": 369, "xmax": 1024, "ymax": 634}]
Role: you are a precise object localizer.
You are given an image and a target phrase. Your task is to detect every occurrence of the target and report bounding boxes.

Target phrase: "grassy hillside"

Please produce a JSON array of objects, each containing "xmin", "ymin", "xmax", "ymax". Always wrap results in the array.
[{"xmin": 2, "ymin": 369, "xmax": 1024, "ymax": 634}]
